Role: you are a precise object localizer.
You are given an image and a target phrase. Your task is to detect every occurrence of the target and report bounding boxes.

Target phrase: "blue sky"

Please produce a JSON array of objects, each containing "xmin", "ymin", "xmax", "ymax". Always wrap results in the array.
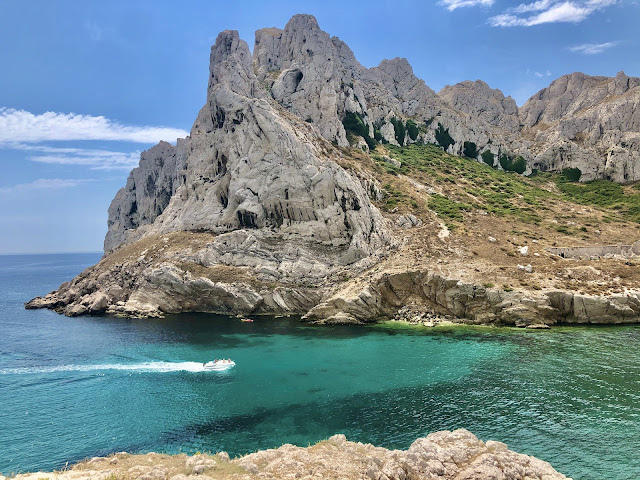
[{"xmin": 0, "ymin": 0, "xmax": 638, "ymax": 254}]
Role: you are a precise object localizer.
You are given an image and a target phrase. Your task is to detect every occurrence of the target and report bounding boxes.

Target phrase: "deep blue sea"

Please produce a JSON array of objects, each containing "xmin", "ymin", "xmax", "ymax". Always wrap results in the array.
[{"xmin": 1, "ymin": 254, "xmax": 639, "ymax": 479}]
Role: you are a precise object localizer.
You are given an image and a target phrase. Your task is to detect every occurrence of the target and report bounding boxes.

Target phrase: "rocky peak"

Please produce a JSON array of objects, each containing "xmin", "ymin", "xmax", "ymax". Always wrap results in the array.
[
  {"xmin": 375, "ymin": 57, "xmax": 437, "ymax": 101},
  {"xmin": 520, "ymin": 71, "xmax": 640, "ymax": 128},
  {"xmin": 438, "ymin": 79, "xmax": 520, "ymax": 133},
  {"xmin": 208, "ymin": 30, "xmax": 258, "ymax": 98},
  {"xmin": 104, "ymin": 15, "xmax": 391, "ymax": 260},
  {"xmin": 253, "ymin": 27, "xmax": 283, "ymax": 74},
  {"xmin": 519, "ymin": 71, "xmax": 640, "ymax": 182},
  {"xmin": 611, "ymin": 70, "xmax": 640, "ymax": 95}
]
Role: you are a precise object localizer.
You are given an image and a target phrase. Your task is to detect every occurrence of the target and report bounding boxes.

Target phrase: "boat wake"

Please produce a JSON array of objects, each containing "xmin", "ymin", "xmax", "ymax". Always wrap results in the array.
[{"xmin": 1, "ymin": 361, "xmax": 221, "ymax": 375}]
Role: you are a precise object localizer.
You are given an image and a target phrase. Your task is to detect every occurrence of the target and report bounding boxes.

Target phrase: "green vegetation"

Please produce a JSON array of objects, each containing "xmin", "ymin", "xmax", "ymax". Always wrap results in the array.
[
  {"xmin": 373, "ymin": 124, "xmax": 383, "ymax": 141},
  {"xmin": 342, "ymin": 112, "xmax": 376, "ymax": 150},
  {"xmin": 499, "ymin": 154, "xmax": 527, "ymax": 174},
  {"xmin": 481, "ymin": 150, "xmax": 494, "ymax": 166},
  {"xmin": 406, "ymin": 119, "xmax": 419, "ymax": 141},
  {"xmin": 428, "ymin": 194, "xmax": 472, "ymax": 223},
  {"xmin": 556, "ymin": 178, "xmax": 640, "ymax": 223},
  {"xmin": 368, "ymin": 143, "xmax": 640, "ymax": 230},
  {"xmin": 561, "ymin": 167, "xmax": 582, "ymax": 182},
  {"xmin": 463, "ymin": 141, "xmax": 478, "ymax": 159},
  {"xmin": 381, "ymin": 182, "xmax": 411, "ymax": 210},
  {"xmin": 390, "ymin": 117, "xmax": 406, "ymax": 145},
  {"xmin": 435, "ymin": 123, "xmax": 454, "ymax": 151},
  {"xmin": 373, "ymin": 144, "xmax": 554, "ymax": 225}
]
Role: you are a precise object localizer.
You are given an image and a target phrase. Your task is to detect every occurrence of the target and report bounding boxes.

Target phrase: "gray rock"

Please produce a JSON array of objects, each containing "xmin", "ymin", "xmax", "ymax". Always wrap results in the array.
[
  {"xmin": 395, "ymin": 214, "xmax": 422, "ymax": 229},
  {"xmin": 439, "ymin": 80, "xmax": 520, "ymax": 133},
  {"xmin": 191, "ymin": 465, "xmax": 205, "ymax": 475},
  {"xmin": 521, "ymin": 71, "xmax": 640, "ymax": 182}
]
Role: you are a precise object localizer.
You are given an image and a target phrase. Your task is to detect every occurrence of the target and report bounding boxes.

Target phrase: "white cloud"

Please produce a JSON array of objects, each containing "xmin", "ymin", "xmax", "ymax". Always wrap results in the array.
[
  {"xmin": 5, "ymin": 144, "xmax": 142, "ymax": 170},
  {"xmin": 489, "ymin": 0, "xmax": 617, "ymax": 27},
  {"xmin": 534, "ymin": 70, "xmax": 553, "ymax": 77},
  {"xmin": 512, "ymin": 0, "xmax": 556, "ymax": 13},
  {"xmin": 569, "ymin": 41, "xmax": 620, "ymax": 54},
  {"xmin": 439, "ymin": 0, "xmax": 494, "ymax": 11},
  {"xmin": 0, "ymin": 178, "xmax": 94, "ymax": 194},
  {"xmin": 0, "ymin": 108, "xmax": 189, "ymax": 145},
  {"xmin": 30, "ymin": 152, "xmax": 140, "ymax": 170}
]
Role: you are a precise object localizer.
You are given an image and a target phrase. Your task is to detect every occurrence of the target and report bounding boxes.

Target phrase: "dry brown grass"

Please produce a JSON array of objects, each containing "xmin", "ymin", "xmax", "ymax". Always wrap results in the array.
[
  {"xmin": 71, "ymin": 452, "xmax": 251, "ymax": 480},
  {"xmin": 332, "ymin": 144, "xmax": 640, "ymax": 297}
]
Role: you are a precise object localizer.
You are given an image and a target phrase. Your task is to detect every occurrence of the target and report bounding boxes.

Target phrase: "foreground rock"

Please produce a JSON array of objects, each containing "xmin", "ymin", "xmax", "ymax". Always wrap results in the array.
[{"xmin": 10, "ymin": 430, "xmax": 570, "ymax": 480}]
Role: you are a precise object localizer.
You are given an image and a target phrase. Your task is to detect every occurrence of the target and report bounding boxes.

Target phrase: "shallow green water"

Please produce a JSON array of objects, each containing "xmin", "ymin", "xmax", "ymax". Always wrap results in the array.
[{"xmin": 1, "ymin": 254, "xmax": 639, "ymax": 480}]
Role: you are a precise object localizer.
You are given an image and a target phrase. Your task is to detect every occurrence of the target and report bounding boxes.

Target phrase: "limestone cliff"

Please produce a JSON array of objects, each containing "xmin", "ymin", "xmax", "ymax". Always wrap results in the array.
[
  {"xmin": 438, "ymin": 80, "xmax": 520, "ymax": 134},
  {"xmin": 519, "ymin": 71, "xmax": 640, "ymax": 182}
]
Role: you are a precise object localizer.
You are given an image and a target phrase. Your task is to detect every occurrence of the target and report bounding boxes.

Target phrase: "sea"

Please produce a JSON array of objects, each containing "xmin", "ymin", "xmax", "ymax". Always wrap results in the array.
[{"xmin": 1, "ymin": 253, "xmax": 639, "ymax": 480}]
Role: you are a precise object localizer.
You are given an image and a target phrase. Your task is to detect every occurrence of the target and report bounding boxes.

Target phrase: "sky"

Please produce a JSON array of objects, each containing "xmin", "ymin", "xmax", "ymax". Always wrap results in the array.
[{"xmin": 0, "ymin": 0, "xmax": 638, "ymax": 254}]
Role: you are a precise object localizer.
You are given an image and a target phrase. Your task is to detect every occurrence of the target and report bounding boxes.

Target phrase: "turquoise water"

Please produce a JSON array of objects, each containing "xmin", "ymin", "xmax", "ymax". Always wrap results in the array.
[{"xmin": 1, "ymin": 255, "xmax": 640, "ymax": 479}]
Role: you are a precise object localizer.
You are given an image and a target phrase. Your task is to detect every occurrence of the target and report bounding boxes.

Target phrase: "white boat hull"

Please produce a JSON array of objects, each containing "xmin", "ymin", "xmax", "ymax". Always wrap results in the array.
[{"xmin": 203, "ymin": 361, "xmax": 235, "ymax": 371}]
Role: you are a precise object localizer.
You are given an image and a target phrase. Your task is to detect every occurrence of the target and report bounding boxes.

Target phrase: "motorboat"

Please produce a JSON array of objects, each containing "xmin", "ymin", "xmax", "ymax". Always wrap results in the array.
[
  {"xmin": 240, "ymin": 318, "xmax": 254, "ymax": 322},
  {"xmin": 203, "ymin": 360, "xmax": 235, "ymax": 371}
]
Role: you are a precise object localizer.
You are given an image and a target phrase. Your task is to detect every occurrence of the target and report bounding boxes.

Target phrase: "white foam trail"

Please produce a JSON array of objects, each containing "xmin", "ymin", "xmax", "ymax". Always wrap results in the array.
[{"xmin": 1, "ymin": 361, "xmax": 212, "ymax": 375}]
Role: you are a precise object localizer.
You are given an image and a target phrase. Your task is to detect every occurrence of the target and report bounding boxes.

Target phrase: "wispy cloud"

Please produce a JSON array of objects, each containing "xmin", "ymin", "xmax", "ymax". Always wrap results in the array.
[
  {"xmin": 83, "ymin": 20, "xmax": 127, "ymax": 47},
  {"xmin": 439, "ymin": 0, "xmax": 494, "ymax": 11},
  {"xmin": 489, "ymin": 0, "xmax": 617, "ymax": 27},
  {"xmin": 568, "ymin": 41, "xmax": 619, "ymax": 54},
  {"xmin": 0, "ymin": 108, "xmax": 188, "ymax": 145},
  {"xmin": 512, "ymin": 0, "xmax": 556, "ymax": 13},
  {"xmin": 0, "ymin": 178, "xmax": 94, "ymax": 194},
  {"xmin": 9, "ymin": 144, "xmax": 142, "ymax": 170},
  {"xmin": 534, "ymin": 70, "xmax": 553, "ymax": 77}
]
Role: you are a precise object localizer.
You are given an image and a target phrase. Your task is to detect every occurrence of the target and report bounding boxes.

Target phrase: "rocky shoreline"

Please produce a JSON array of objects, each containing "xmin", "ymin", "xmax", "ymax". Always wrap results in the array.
[
  {"xmin": 303, "ymin": 269, "xmax": 640, "ymax": 327},
  {"xmin": 3, "ymin": 430, "xmax": 570, "ymax": 480},
  {"xmin": 25, "ymin": 245, "xmax": 640, "ymax": 328}
]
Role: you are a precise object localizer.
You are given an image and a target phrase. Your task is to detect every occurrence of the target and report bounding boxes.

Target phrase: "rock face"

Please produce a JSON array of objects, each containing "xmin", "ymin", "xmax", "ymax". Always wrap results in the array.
[
  {"xmin": 251, "ymin": 15, "xmax": 513, "ymax": 161},
  {"xmin": 519, "ymin": 71, "xmax": 640, "ymax": 182},
  {"xmin": 438, "ymin": 71, "xmax": 640, "ymax": 181},
  {"xmin": 439, "ymin": 80, "xmax": 520, "ymax": 133},
  {"xmin": 105, "ymin": 27, "xmax": 389, "ymax": 258},
  {"xmin": 303, "ymin": 270, "xmax": 640, "ymax": 327},
  {"xmin": 11, "ymin": 430, "xmax": 570, "ymax": 480}
]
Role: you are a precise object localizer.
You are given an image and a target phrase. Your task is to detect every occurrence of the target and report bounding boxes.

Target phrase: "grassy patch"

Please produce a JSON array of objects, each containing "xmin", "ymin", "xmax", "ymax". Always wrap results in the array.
[
  {"xmin": 379, "ymin": 144, "xmax": 552, "ymax": 225},
  {"xmin": 556, "ymin": 178, "xmax": 640, "ymax": 223},
  {"xmin": 428, "ymin": 194, "xmax": 473, "ymax": 222}
]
